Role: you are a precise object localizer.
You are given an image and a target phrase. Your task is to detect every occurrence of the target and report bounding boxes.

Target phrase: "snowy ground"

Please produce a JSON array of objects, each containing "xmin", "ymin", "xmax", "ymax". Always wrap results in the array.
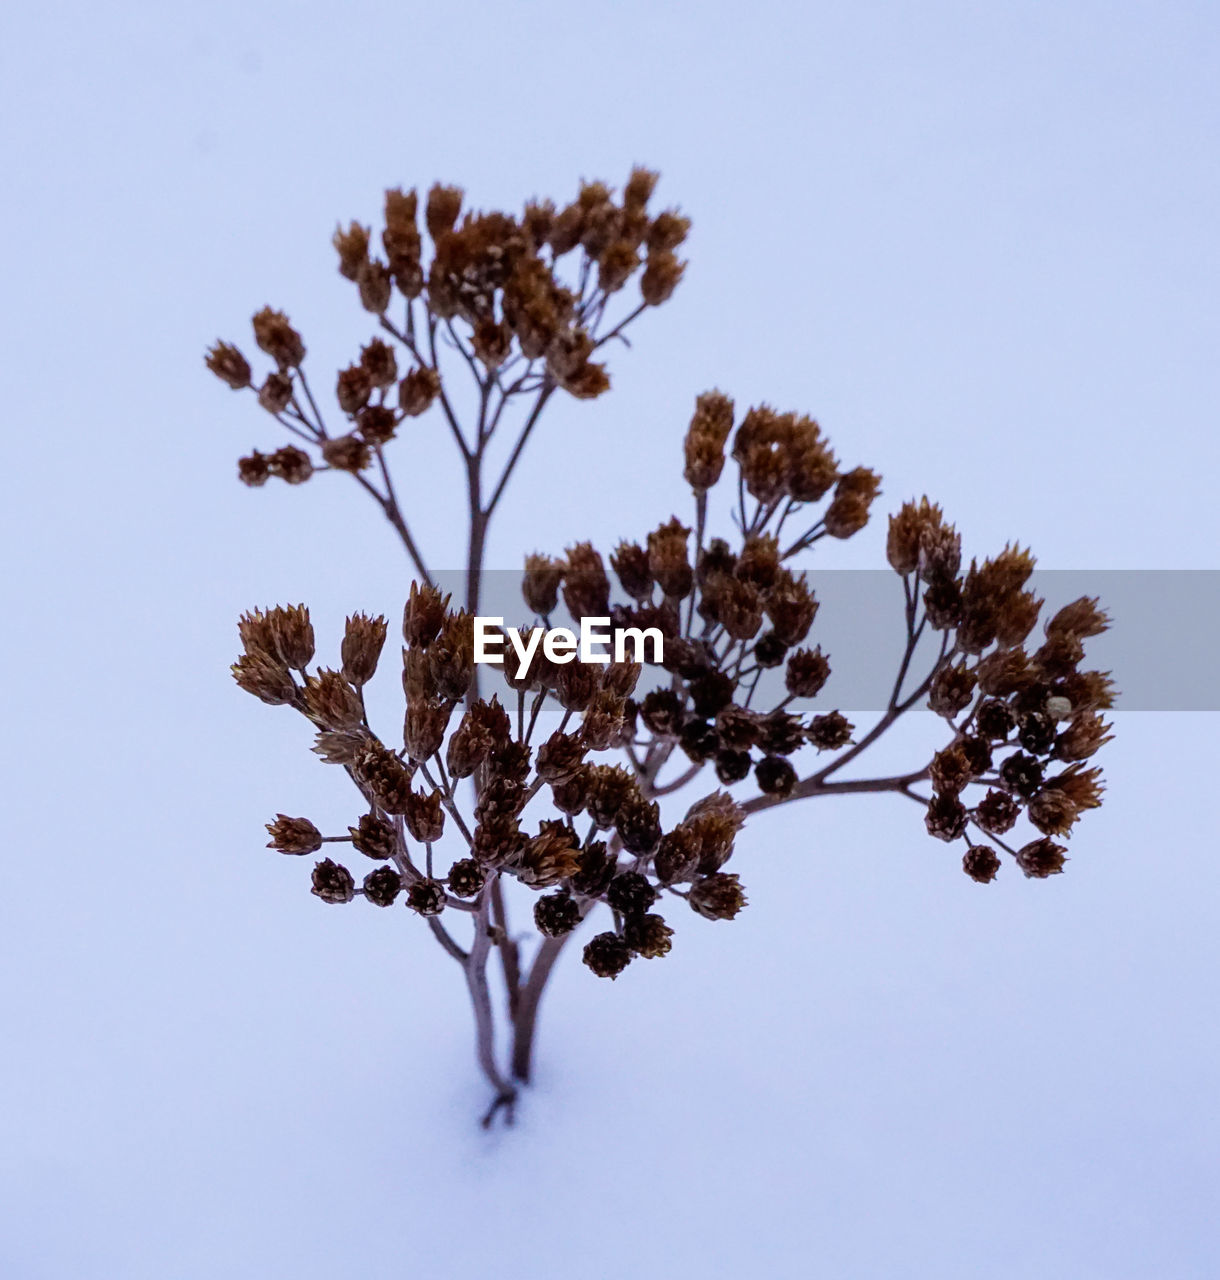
[{"xmin": 3, "ymin": 3, "xmax": 1218, "ymax": 1276}]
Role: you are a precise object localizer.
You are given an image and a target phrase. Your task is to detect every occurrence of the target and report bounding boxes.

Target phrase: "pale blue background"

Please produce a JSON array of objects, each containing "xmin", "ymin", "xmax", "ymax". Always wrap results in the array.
[{"xmin": 2, "ymin": 2, "xmax": 1217, "ymax": 1277}]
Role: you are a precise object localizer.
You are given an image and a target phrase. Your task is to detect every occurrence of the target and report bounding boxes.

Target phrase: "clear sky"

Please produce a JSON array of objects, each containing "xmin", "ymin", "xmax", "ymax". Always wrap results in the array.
[{"xmin": 2, "ymin": 2, "xmax": 1217, "ymax": 1277}]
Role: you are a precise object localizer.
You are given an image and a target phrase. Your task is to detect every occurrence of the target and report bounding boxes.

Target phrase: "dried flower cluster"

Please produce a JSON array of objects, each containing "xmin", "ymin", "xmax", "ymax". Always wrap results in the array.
[{"xmin": 208, "ymin": 170, "xmax": 1114, "ymax": 1125}]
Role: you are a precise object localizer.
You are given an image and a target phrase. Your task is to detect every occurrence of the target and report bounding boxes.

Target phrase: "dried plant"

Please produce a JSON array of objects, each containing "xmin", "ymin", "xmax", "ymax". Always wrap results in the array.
[{"xmin": 207, "ymin": 170, "xmax": 1115, "ymax": 1125}]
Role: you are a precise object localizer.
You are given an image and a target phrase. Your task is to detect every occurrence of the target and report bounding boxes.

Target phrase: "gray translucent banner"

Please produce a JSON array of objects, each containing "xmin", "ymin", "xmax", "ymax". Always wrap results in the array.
[{"xmin": 423, "ymin": 570, "xmax": 1218, "ymax": 711}]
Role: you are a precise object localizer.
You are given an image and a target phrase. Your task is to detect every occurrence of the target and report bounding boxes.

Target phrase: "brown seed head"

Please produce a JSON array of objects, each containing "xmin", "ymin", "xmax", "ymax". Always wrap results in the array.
[
  {"xmin": 206, "ymin": 341, "xmax": 252, "ymax": 389},
  {"xmin": 683, "ymin": 390, "xmax": 735, "ymax": 491},
  {"xmin": 341, "ymin": 612, "xmax": 387, "ymax": 686},
  {"xmin": 807, "ymin": 710, "xmax": 853, "ymax": 751},
  {"xmin": 611, "ymin": 541, "xmax": 653, "ymax": 602},
  {"xmin": 928, "ymin": 663, "xmax": 977, "ymax": 719},
  {"xmin": 265, "ymin": 814, "xmax": 322, "ymax": 855},
  {"xmin": 349, "ymin": 813, "xmax": 397, "ymax": 860},
  {"xmin": 654, "ymin": 826, "xmax": 701, "ymax": 885},
  {"xmin": 231, "ymin": 652, "xmax": 297, "ymax": 706},
  {"xmin": 580, "ymin": 689, "xmax": 627, "ymax": 751},
  {"xmin": 1047, "ymin": 596, "xmax": 1111, "ymax": 641},
  {"xmin": 523, "ymin": 554, "xmax": 564, "ymax": 616},
  {"xmin": 963, "ymin": 845, "xmax": 1001, "ymax": 884},
  {"xmin": 303, "ymin": 669, "xmax": 363, "ymax": 730},
  {"xmin": 563, "ymin": 543, "xmax": 611, "ymax": 620},
  {"xmin": 359, "ymin": 338, "xmax": 398, "ymax": 389},
  {"xmin": 404, "ymin": 787, "xmax": 445, "ymax": 844},
  {"xmin": 268, "ymin": 445, "xmax": 314, "ymax": 484},
  {"xmin": 647, "ymin": 209, "xmax": 691, "ymax": 253},
  {"xmin": 425, "ymin": 183, "xmax": 464, "ymax": 241},
  {"xmin": 930, "ymin": 744, "xmax": 974, "ymax": 796},
  {"xmin": 356, "ymin": 405, "xmax": 397, "ymax": 446},
  {"xmin": 447, "ymin": 858, "xmax": 487, "ymax": 898},
  {"xmin": 582, "ymin": 931, "xmax": 632, "ymax": 978},
  {"xmin": 787, "ymin": 416, "xmax": 839, "ymax": 502},
  {"xmin": 641, "ymin": 250, "xmax": 685, "ymax": 305},
  {"xmin": 1015, "ymin": 837, "xmax": 1068, "ymax": 879},
  {"xmin": 362, "ymin": 865, "xmax": 402, "ymax": 907},
  {"xmin": 428, "ymin": 611, "xmax": 474, "ymax": 701},
  {"xmin": 536, "ymin": 731, "xmax": 588, "ymax": 784},
  {"xmin": 311, "ymin": 858, "xmax": 355, "ymax": 904},
  {"xmin": 251, "ymin": 307, "xmax": 305, "ymax": 369},
  {"xmin": 534, "ymin": 892, "xmax": 582, "ymax": 938},
  {"xmin": 357, "ymin": 259, "xmax": 392, "ymax": 314},
  {"xmin": 332, "ymin": 221, "xmax": 370, "ymax": 280},
  {"xmin": 598, "ymin": 240, "xmax": 641, "ymax": 294},
  {"xmin": 974, "ymin": 788, "xmax": 1020, "ymax": 835},
  {"xmin": 383, "ymin": 187, "xmax": 423, "ymax": 296},
  {"xmin": 257, "ymin": 371, "xmax": 293, "ymax": 414},
  {"xmin": 321, "ymin": 433, "xmax": 372, "ymax": 473},
  {"xmin": 399, "ymin": 366, "xmax": 441, "ymax": 417},
  {"xmin": 785, "ymin": 647, "xmax": 832, "ymax": 699},
  {"xmin": 1027, "ymin": 788, "xmax": 1080, "ymax": 837},
  {"xmin": 925, "ymin": 794, "xmax": 968, "ymax": 842},
  {"xmin": 647, "ymin": 518, "xmax": 693, "ymax": 599},
  {"xmin": 406, "ymin": 878, "xmax": 446, "ymax": 915},
  {"xmin": 689, "ymin": 872, "xmax": 747, "ymax": 920},
  {"xmin": 238, "ymin": 451, "xmax": 271, "ymax": 486},
  {"xmin": 353, "ymin": 744, "xmax": 414, "ymax": 814},
  {"xmin": 519, "ymin": 823, "xmax": 583, "ymax": 888},
  {"xmin": 824, "ymin": 467, "xmax": 882, "ymax": 539},
  {"xmin": 1054, "ymin": 711, "xmax": 1113, "ymax": 762},
  {"xmin": 765, "ymin": 570, "xmax": 818, "ymax": 646},
  {"xmin": 403, "ymin": 698, "xmax": 453, "ymax": 763},
  {"xmin": 403, "ymin": 581, "xmax": 449, "ymax": 648}
]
